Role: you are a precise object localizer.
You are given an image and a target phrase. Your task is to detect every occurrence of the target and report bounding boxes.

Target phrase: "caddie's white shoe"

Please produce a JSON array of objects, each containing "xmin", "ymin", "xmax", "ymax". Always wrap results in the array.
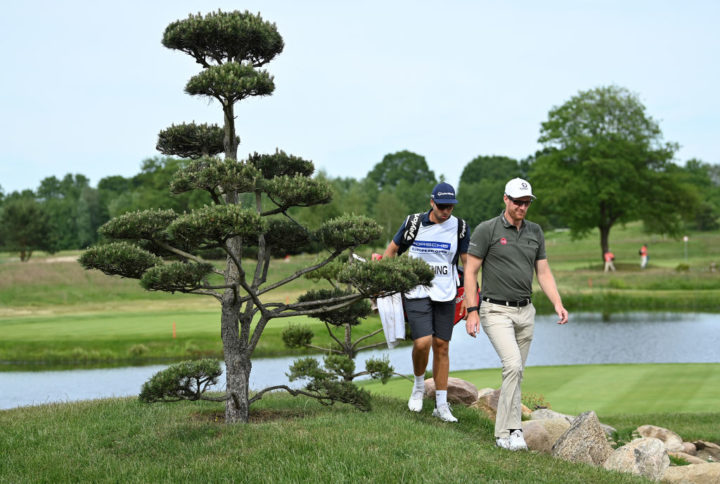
[
  {"xmin": 508, "ymin": 429, "xmax": 528, "ymax": 451},
  {"xmin": 432, "ymin": 403, "xmax": 458, "ymax": 422},
  {"xmin": 495, "ymin": 436, "xmax": 512, "ymax": 450},
  {"xmin": 408, "ymin": 389, "xmax": 424, "ymax": 412}
]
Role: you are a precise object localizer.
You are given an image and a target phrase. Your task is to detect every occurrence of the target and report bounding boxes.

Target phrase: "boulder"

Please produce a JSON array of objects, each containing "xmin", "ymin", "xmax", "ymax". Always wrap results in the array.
[
  {"xmin": 662, "ymin": 463, "xmax": 720, "ymax": 484},
  {"xmin": 477, "ymin": 387, "xmax": 495, "ymax": 399},
  {"xmin": 531, "ymin": 408, "xmax": 616, "ymax": 436},
  {"xmin": 531, "ymin": 408, "xmax": 574, "ymax": 424},
  {"xmin": 468, "ymin": 388, "xmax": 532, "ymax": 420},
  {"xmin": 637, "ymin": 425, "xmax": 684, "ymax": 452},
  {"xmin": 682, "ymin": 442, "xmax": 698, "ymax": 456},
  {"xmin": 668, "ymin": 451, "xmax": 708, "ymax": 465},
  {"xmin": 603, "ymin": 437, "xmax": 669, "ymax": 481},
  {"xmin": 424, "ymin": 377, "xmax": 478, "ymax": 405},
  {"xmin": 694, "ymin": 441, "xmax": 720, "ymax": 463},
  {"xmin": 552, "ymin": 410, "xmax": 614, "ymax": 466},
  {"xmin": 521, "ymin": 418, "xmax": 571, "ymax": 454},
  {"xmin": 470, "ymin": 395, "xmax": 496, "ymax": 421}
]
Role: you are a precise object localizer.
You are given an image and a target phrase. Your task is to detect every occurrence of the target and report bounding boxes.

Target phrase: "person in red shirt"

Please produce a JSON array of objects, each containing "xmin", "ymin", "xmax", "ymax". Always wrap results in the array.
[
  {"xmin": 603, "ymin": 251, "xmax": 616, "ymax": 272},
  {"xmin": 640, "ymin": 244, "xmax": 648, "ymax": 269}
]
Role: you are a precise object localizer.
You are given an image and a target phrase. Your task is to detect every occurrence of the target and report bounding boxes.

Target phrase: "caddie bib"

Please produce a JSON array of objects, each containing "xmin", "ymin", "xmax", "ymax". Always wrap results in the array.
[{"xmin": 405, "ymin": 216, "xmax": 459, "ymax": 302}]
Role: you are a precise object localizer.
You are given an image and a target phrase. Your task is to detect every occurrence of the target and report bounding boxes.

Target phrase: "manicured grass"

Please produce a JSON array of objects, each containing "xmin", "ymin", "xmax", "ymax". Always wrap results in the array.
[
  {"xmin": 362, "ymin": 363, "xmax": 720, "ymax": 438},
  {"xmin": 0, "ymin": 309, "xmax": 388, "ymax": 367},
  {"xmin": 0, "ymin": 393, "xmax": 651, "ymax": 483},
  {"xmin": 1, "ymin": 222, "xmax": 719, "ymax": 368}
]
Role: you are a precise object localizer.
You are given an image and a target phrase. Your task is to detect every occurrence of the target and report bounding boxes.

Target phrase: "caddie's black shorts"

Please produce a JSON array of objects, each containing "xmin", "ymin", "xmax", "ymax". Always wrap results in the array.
[{"xmin": 403, "ymin": 297, "xmax": 455, "ymax": 342}]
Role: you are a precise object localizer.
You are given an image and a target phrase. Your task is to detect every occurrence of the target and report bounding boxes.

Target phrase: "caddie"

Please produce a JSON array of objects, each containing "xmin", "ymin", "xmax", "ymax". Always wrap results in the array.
[{"xmin": 382, "ymin": 182, "xmax": 469, "ymax": 422}]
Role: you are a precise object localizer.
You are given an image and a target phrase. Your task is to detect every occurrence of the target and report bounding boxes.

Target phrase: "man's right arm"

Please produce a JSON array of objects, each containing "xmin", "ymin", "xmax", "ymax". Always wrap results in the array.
[
  {"xmin": 464, "ymin": 254, "xmax": 483, "ymax": 337},
  {"xmin": 383, "ymin": 240, "xmax": 400, "ymax": 259}
]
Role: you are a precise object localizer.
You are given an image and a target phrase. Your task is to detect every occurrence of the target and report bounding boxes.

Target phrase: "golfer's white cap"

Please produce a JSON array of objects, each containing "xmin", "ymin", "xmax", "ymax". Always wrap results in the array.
[{"xmin": 504, "ymin": 178, "xmax": 536, "ymax": 199}]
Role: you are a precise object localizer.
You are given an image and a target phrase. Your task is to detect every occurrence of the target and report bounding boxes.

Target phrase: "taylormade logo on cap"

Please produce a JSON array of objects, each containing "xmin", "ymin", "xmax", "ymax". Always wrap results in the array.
[
  {"xmin": 504, "ymin": 177, "xmax": 536, "ymax": 199},
  {"xmin": 431, "ymin": 182, "xmax": 458, "ymax": 204}
]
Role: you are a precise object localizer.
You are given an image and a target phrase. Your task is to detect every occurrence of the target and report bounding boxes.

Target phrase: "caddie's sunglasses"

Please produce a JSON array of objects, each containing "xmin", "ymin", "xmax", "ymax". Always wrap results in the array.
[
  {"xmin": 507, "ymin": 196, "xmax": 532, "ymax": 207},
  {"xmin": 435, "ymin": 203, "xmax": 455, "ymax": 210}
]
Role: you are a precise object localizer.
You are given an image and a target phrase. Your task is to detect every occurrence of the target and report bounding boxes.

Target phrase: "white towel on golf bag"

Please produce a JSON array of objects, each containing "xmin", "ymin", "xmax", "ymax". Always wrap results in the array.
[{"xmin": 376, "ymin": 293, "xmax": 405, "ymax": 349}]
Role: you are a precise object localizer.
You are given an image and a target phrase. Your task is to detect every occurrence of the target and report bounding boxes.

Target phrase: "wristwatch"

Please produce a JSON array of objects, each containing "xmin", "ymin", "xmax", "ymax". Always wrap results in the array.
[{"xmin": 466, "ymin": 306, "xmax": 479, "ymax": 313}]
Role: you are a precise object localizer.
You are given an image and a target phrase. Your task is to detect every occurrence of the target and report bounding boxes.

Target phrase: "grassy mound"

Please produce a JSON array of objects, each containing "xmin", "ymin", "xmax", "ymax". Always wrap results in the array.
[{"xmin": 0, "ymin": 393, "xmax": 657, "ymax": 483}]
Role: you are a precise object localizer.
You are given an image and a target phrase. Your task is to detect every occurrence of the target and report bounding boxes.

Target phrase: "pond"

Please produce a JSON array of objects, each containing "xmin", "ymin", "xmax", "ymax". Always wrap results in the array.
[{"xmin": 2, "ymin": 312, "xmax": 719, "ymax": 410}]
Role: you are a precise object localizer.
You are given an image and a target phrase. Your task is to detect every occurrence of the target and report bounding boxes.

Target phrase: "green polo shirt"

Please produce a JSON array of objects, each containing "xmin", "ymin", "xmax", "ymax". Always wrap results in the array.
[{"xmin": 467, "ymin": 211, "xmax": 547, "ymax": 301}]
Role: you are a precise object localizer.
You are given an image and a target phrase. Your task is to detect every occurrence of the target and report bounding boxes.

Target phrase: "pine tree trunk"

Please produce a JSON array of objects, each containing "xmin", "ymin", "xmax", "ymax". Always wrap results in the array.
[
  {"xmin": 221, "ymin": 233, "xmax": 251, "ymax": 423},
  {"xmin": 221, "ymin": 294, "xmax": 251, "ymax": 423}
]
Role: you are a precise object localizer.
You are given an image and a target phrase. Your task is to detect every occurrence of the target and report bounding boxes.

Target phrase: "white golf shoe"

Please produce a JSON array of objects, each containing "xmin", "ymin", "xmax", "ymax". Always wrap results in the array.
[
  {"xmin": 407, "ymin": 389, "xmax": 424, "ymax": 412},
  {"xmin": 495, "ymin": 436, "xmax": 512, "ymax": 450},
  {"xmin": 508, "ymin": 429, "xmax": 528, "ymax": 451},
  {"xmin": 432, "ymin": 403, "xmax": 458, "ymax": 422}
]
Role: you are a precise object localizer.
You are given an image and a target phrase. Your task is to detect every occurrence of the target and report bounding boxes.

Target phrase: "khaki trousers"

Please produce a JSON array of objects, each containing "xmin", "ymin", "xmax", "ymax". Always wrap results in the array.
[{"xmin": 480, "ymin": 302, "xmax": 536, "ymax": 438}]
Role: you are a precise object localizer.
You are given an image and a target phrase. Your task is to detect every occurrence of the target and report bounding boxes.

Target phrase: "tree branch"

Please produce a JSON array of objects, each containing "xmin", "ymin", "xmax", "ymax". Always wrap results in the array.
[
  {"xmin": 323, "ymin": 321, "xmax": 345, "ymax": 349},
  {"xmin": 282, "ymin": 293, "xmax": 361, "ymax": 310},
  {"xmin": 188, "ymin": 289, "xmax": 223, "ymax": 301},
  {"xmin": 248, "ymin": 385, "xmax": 334, "ymax": 405},
  {"xmin": 351, "ymin": 328, "xmax": 384, "ymax": 348},
  {"xmin": 258, "ymin": 250, "xmax": 343, "ymax": 295},
  {"xmin": 155, "ymin": 240, "xmax": 223, "ymax": 275},
  {"xmin": 269, "ymin": 294, "xmax": 364, "ymax": 319}
]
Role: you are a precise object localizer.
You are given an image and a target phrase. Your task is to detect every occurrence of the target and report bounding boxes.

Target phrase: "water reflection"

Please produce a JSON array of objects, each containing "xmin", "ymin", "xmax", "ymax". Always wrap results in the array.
[{"xmin": 2, "ymin": 312, "xmax": 718, "ymax": 410}]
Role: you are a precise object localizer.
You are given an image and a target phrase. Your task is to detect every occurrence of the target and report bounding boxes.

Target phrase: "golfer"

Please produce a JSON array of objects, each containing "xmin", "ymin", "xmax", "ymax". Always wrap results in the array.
[{"xmin": 463, "ymin": 178, "xmax": 568, "ymax": 450}]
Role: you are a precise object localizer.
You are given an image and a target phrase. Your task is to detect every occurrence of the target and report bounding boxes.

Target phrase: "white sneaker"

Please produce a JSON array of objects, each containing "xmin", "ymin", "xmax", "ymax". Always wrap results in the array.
[
  {"xmin": 432, "ymin": 403, "xmax": 458, "ymax": 422},
  {"xmin": 495, "ymin": 437, "xmax": 512, "ymax": 450},
  {"xmin": 508, "ymin": 429, "xmax": 528, "ymax": 451},
  {"xmin": 408, "ymin": 389, "xmax": 424, "ymax": 412}
]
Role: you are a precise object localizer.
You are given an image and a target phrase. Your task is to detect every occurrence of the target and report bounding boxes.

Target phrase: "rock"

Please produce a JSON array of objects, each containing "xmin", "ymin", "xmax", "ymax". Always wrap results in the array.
[
  {"xmin": 470, "ymin": 394, "xmax": 496, "ymax": 421},
  {"xmin": 637, "ymin": 425, "xmax": 684, "ymax": 452},
  {"xmin": 521, "ymin": 418, "xmax": 571, "ymax": 454},
  {"xmin": 603, "ymin": 437, "xmax": 669, "ymax": 481},
  {"xmin": 531, "ymin": 408, "xmax": 616, "ymax": 436},
  {"xmin": 424, "ymin": 377, "xmax": 478, "ymax": 405},
  {"xmin": 531, "ymin": 408, "xmax": 574, "ymax": 424},
  {"xmin": 552, "ymin": 410, "xmax": 614, "ymax": 466},
  {"xmin": 668, "ymin": 451, "xmax": 709, "ymax": 465},
  {"xmin": 694, "ymin": 441, "xmax": 720, "ymax": 463},
  {"xmin": 682, "ymin": 442, "xmax": 698, "ymax": 456},
  {"xmin": 477, "ymin": 387, "xmax": 495, "ymax": 399},
  {"xmin": 662, "ymin": 463, "xmax": 720, "ymax": 483}
]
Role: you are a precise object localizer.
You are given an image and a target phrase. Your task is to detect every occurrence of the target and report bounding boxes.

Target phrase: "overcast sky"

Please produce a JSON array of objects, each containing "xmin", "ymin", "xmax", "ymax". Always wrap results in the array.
[{"xmin": 1, "ymin": 0, "xmax": 718, "ymax": 195}]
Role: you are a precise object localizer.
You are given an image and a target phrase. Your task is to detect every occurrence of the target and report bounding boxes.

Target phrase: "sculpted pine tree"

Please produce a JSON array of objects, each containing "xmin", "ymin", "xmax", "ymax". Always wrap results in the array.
[{"xmin": 80, "ymin": 10, "xmax": 431, "ymax": 423}]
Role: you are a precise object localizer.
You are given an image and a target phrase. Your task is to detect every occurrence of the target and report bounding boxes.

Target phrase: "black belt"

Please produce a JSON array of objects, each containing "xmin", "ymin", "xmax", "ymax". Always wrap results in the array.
[{"xmin": 482, "ymin": 296, "xmax": 531, "ymax": 307}]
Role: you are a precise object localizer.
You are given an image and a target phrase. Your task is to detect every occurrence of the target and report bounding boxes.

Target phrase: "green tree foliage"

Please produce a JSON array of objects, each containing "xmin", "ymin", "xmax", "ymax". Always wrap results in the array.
[
  {"xmin": 670, "ymin": 159, "xmax": 720, "ymax": 231},
  {"xmin": 105, "ymin": 157, "xmax": 213, "ymax": 217},
  {"xmin": 364, "ymin": 151, "xmax": 437, "ymax": 243},
  {"xmin": 80, "ymin": 10, "xmax": 429, "ymax": 424},
  {"xmin": 283, "ymin": 255, "xmax": 424, "ymax": 388},
  {"xmin": 139, "ymin": 359, "xmax": 224, "ymax": 403},
  {"xmin": 456, "ymin": 155, "xmax": 521, "ymax": 228},
  {"xmin": 0, "ymin": 193, "xmax": 56, "ymax": 261},
  {"xmin": 530, "ymin": 85, "xmax": 696, "ymax": 259},
  {"xmin": 367, "ymin": 150, "xmax": 437, "ymax": 189},
  {"xmin": 37, "ymin": 174, "xmax": 104, "ymax": 250}
]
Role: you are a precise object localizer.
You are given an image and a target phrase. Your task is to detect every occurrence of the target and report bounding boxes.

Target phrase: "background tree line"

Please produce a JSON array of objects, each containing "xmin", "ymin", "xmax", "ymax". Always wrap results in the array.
[{"xmin": 2, "ymin": 85, "xmax": 719, "ymax": 261}]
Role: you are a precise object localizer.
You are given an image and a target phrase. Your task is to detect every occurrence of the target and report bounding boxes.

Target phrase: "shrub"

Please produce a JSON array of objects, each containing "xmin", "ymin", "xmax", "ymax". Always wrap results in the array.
[{"xmin": 129, "ymin": 344, "xmax": 150, "ymax": 356}]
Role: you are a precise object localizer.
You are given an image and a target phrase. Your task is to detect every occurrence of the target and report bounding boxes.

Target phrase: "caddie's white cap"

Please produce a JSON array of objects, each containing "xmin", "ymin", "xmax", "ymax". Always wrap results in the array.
[{"xmin": 505, "ymin": 178, "xmax": 536, "ymax": 199}]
